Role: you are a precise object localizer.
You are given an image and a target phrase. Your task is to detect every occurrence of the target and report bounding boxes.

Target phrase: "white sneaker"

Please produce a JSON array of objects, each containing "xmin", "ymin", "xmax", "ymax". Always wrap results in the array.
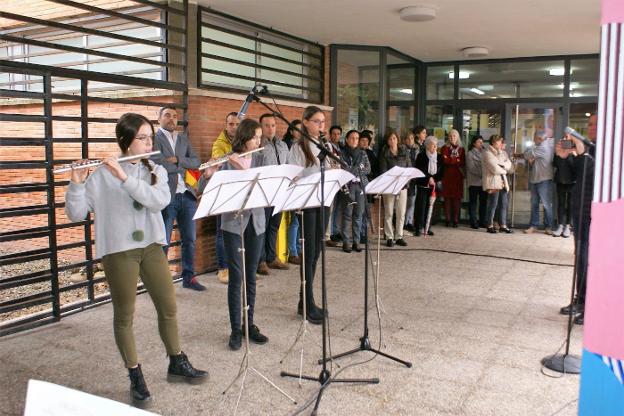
[
  {"xmin": 552, "ymin": 224, "xmax": 564, "ymax": 237},
  {"xmin": 562, "ymin": 224, "xmax": 571, "ymax": 238}
]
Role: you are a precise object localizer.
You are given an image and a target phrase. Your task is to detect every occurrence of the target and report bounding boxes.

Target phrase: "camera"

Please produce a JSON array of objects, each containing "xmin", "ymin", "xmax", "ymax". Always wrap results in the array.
[{"xmin": 561, "ymin": 139, "xmax": 575, "ymax": 149}]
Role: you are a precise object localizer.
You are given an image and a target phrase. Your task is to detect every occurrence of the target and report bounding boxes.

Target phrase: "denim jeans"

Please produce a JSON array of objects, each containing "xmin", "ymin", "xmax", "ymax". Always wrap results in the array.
[
  {"xmin": 405, "ymin": 193, "xmax": 417, "ymax": 226},
  {"xmin": 341, "ymin": 185, "xmax": 365, "ymax": 245},
  {"xmin": 360, "ymin": 201, "xmax": 371, "ymax": 243},
  {"xmin": 529, "ymin": 180, "xmax": 554, "ymax": 228},
  {"xmin": 216, "ymin": 217, "xmax": 226, "ymax": 269},
  {"xmin": 486, "ymin": 189, "xmax": 509, "ymax": 226},
  {"xmin": 223, "ymin": 223, "xmax": 264, "ymax": 332},
  {"xmin": 287, "ymin": 212, "xmax": 301, "ymax": 257},
  {"xmin": 468, "ymin": 186, "xmax": 487, "ymax": 227},
  {"xmin": 260, "ymin": 207, "xmax": 282, "ymax": 263},
  {"xmin": 162, "ymin": 191, "xmax": 196, "ymax": 279},
  {"xmin": 330, "ymin": 195, "xmax": 343, "ymax": 236}
]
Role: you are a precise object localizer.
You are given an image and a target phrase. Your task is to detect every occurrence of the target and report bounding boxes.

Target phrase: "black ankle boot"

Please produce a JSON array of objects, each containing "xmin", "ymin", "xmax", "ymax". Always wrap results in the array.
[
  {"xmin": 167, "ymin": 352, "xmax": 209, "ymax": 384},
  {"xmin": 128, "ymin": 364, "xmax": 151, "ymax": 404}
]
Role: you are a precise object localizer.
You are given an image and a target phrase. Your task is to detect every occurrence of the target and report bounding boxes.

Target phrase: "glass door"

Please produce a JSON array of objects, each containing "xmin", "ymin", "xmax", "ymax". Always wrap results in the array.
[
  {"xmin": 504, "ymin": 104, "xmax": 563, "ymax": 227},
  {"xmin": 459, "ymin": 106, "xmax": 503, "ymax": 221},
  {"xmin": 460, "ymin": 107, "xmax": 502, "ymax": 145}
]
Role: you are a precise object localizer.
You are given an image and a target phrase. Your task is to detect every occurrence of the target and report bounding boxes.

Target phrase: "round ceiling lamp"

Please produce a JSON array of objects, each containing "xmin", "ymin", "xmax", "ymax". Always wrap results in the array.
[
  {"xmin": 462, "ymin": 46, "xmax": 489, "ymax": 58},
  {"xmin": 399, "ymin": 6, "xmax": 437, "ymax": 22}
]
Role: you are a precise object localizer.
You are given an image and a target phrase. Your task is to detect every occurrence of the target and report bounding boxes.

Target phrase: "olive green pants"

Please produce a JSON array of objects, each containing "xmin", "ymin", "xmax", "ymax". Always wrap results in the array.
[{"xmin": 102, "ymin": 243, "xmax": 180, "ymax": 368}]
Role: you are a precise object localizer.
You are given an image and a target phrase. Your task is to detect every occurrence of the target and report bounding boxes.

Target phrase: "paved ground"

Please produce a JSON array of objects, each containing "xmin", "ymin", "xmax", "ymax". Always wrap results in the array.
[{"xmin": 0, "ymin": 225, "xmax": 582, "ymax": 416}]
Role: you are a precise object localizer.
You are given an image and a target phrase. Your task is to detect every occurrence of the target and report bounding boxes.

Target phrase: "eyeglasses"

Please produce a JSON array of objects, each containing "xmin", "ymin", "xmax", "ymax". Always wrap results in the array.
[
  {"xmin": 135, "ymin": 134, "xmax": 154, "ymax": 142},
  {"xmin": 309, "ymin": 119, "xmax": 325, "ymax": 126}
]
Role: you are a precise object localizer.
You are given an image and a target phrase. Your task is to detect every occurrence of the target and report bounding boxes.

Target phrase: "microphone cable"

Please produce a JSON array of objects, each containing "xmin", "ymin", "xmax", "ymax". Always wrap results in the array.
[{"xmin": 376, "ymin": 246, "xmax": 573, "ymax": 268}]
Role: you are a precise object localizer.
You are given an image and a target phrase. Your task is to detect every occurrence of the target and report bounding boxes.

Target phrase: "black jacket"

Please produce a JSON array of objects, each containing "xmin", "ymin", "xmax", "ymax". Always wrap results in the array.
[
  {"xmin": 553, "ymin": 155, "xmax": 576, "ymax": 185},
  {"xmin": 379, "ymin": 145, "xmax": 410, "ymax": 173},
  {"xmin": 570, "ymin": 150, "xmax": 594, "ymax": 222},
  {"xmin": 341, "ymin": 147, "xmax": 371, "ymax": 198},
  {"xmin": 414, "ymin": 152, "xmax": 444, "ymax": 188}
]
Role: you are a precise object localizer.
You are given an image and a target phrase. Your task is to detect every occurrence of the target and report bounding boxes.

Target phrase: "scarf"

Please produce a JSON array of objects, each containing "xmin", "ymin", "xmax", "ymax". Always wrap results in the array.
[{"xmin": 426, "ymin": 150, "xmax": 437, "ymax": 175}]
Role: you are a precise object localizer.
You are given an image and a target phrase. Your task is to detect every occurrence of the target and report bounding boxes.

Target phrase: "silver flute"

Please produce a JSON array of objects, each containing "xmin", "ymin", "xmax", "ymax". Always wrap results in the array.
[
  {"xmin": 198, "ymin": 147, "xmax": 264, "ymax": 171},
  {"xmin": 53, "ymin": 151, "xmax": 161, "ymax": 174}
]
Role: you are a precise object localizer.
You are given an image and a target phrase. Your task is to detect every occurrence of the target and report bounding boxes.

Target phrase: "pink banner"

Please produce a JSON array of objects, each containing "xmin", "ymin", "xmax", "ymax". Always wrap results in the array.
[
  {"xmin": 584, "ymin": 199, "xmax": 624, "ymax": 359},
  {"xmin": 603, "ymin": 0, "xmax": 624, "ymax": 24}
]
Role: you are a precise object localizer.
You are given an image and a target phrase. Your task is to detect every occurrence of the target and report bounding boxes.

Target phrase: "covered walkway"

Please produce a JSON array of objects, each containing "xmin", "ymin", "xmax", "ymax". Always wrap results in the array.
[{"xmin": 0, "ymin": 226, "xmax": 580, "ymax": 415}]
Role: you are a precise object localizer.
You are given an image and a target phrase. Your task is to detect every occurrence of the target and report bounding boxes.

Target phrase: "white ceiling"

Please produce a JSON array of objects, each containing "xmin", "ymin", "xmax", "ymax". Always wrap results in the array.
[{"xmin": 196, "ymin": 0, "xmax": 601, "ymax": 62}]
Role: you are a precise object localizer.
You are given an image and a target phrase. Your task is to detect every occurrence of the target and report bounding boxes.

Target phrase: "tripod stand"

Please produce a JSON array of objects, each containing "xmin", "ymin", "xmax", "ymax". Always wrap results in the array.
[
  {"xmin": 280, "ymin": 210, "xmax": 321, "ymax": 385},
  {"xmin": 194, "ymin": 164, "xmax": 302, "ymax": 414},
  {"xmin": 319, "ymin": 166, "xmax": 419, "ymax": 368}
]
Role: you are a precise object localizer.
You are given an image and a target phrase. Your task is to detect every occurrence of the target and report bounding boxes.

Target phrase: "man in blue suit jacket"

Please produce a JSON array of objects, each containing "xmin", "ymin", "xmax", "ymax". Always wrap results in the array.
[{"xmin": 152, "ymin": 106, "xmax": 205, "ymax": 291}]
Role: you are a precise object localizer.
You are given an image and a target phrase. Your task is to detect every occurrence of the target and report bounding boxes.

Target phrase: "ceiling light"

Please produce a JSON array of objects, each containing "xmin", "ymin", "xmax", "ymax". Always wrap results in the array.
[
  {"xmin": 449, "ymin": 71, "xmax": 469, "ymax": 79},
  {"xmin": 462, "ymin": 46, "xmax": 489, "ymax": 58},
  {"xmin": 469, "ymin": 88, "xmax": 485, "ymax": 95},
  {"xmin": 400, "ymin": 88, "xmax": 413, "ymax": 94},
  {"xmin": 585, "ymin": 112, "xmax": 591, "ymax": 117},
  {"xmin": 478, "ymin": 85, "xmax": 494, "ymax": 91},
  {"xmin": 399, "ymin": 6, "xmax": 437, "ymax": 22},
  {"xmin": 549, "ymin": 68, "xmax": 565, "ymax": 76}
]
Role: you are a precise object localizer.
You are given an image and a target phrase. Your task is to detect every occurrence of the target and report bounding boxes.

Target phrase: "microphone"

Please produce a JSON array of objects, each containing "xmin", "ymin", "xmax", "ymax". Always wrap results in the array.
[
  {"xmin": 564, "ymin": 126, "xmax": 595, "ymax": 148},
  {"xmin": 237, "ymin": 86, "xmax": 258, "ymax": 120}
]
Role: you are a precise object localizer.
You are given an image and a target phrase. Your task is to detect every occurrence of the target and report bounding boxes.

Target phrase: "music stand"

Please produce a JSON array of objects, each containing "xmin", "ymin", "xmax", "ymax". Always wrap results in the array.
[
  {"xmin": 272, "ymin": 169, "xmax": 354, "ymax": 384},
  {"xmin": 194, "ymin": 164, "xmax": 303, "ymax": 415},
  {"xmin": 321, "ymin": 166, "xmax": 422, "ymax": 368}
]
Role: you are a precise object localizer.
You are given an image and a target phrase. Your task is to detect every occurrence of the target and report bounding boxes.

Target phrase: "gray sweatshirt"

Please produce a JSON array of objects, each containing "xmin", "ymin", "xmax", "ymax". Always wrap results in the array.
[
  {"xmin": 524, "ymin": 138, "xmax": 554, "ymax": 184},
  {"xmin": 65, "ymin": 161, "xmax": 171, "ymax": 259},
  {"xmin": 289, "ymin": 139, "xmax": 322, "ymax": 177},
  {"xmin": 466, "ymin": 147, "xmax": 483, "ymax": 187},
  {"xmin": 257, "ymin": 136, "xmax": 290, "ymax": 166}
]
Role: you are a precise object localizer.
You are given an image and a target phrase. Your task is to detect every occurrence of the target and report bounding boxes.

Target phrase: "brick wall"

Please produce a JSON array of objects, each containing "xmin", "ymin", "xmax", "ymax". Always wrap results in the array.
[{"xmin": 1, "ymin": 90, "xmax": 332, "ymax": 275}]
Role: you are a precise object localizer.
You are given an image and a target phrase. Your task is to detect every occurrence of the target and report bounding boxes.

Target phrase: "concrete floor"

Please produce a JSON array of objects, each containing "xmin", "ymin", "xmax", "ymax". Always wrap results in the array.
[{"xmin": 0, "ymin": 225, "xmax": 582, "ymax": 416}]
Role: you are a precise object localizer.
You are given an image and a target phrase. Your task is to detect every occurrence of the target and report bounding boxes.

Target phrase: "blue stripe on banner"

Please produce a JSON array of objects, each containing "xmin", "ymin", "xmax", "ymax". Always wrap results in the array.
[
  {"xmin": 579, "ymin": 350, "xmax": 624, "ymax": 416},
  {"xmin": 616, "ymin": 360, "xmax": 624, "ymax": 384}
]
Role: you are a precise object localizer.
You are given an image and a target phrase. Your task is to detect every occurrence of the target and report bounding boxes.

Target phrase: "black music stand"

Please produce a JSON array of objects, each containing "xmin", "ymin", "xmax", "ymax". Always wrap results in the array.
[
  {"xmin": 194, "ymin": 164, "xmax": 302, "ymax": 414},
  {"xmin": 320, "ymin": 166, "xmax": 421, "ymax": 369}
]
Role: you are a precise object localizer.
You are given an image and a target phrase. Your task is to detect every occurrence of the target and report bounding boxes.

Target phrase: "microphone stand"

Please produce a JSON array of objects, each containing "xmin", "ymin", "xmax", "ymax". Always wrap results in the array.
[
  {"xmin": 319, "ymin": 162, "xmax": 412, "ymax": 368},
  {"xmin": 542, "ymin": 142, "xmax": 594, "ymax": 374},
  {"xmin": 243, "ymin": 91, "xmax": 378, "ymax": 413}
]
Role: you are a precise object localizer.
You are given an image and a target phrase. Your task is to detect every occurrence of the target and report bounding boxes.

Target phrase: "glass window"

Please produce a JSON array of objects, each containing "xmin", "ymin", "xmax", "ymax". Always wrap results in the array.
[
  {"xmin": 569, "ymin": 103, "xmax": 598, "ymax": 138},
  {"xmin": 387, "ymin": 53, "xmax": 415, "ymax": 101},
  {"xmin": 570, "ymin": 59, "xmax": 599, "ymax": 97},
  {"xmin": 0, "ymin": 7, "xmax": 165, "ymax": 91},
  {"xmin": 335, "ymin": 49, "xmax": 380, "ymax": 133},
  {"xmin": 426, "ymin": 65, "xmax": 454, "ymax": 100},
  {"xmin": 200, "ymin": 10, "xmax": 323, "ymax": 102},
  {"xmin": 458, "ymin": 60, "xmax": 565, "ymax": 99},
  {"xmin": 387, "ymin": 105, "xmax": 415, "ymax": 138},
  {"xmin": 426, "ymin": 105, "xmax": 454, "ymax": 144}
]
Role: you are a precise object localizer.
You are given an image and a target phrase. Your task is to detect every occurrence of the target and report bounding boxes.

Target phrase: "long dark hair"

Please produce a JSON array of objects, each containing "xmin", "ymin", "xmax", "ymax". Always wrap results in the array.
[
  {"xmin": 283, "ymin": 119, "xmax": 302, "ymax": 142},
  {"xmin": 232, "ymin": 118, "xmax": 260, "ymax": 153},
  {"xmin": 115, "ymin": 112, "xmax": 156, "ymax": 184},
  {"xmin": 299, "ymin": 106, "xmax": 324, "ymax": 167}
]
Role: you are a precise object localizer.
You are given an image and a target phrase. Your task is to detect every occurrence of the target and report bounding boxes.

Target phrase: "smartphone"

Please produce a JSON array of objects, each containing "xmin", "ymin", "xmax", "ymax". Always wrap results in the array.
[{"xmin": 561, "ymin": 139, "xmax": 575, "ymax": 149}]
